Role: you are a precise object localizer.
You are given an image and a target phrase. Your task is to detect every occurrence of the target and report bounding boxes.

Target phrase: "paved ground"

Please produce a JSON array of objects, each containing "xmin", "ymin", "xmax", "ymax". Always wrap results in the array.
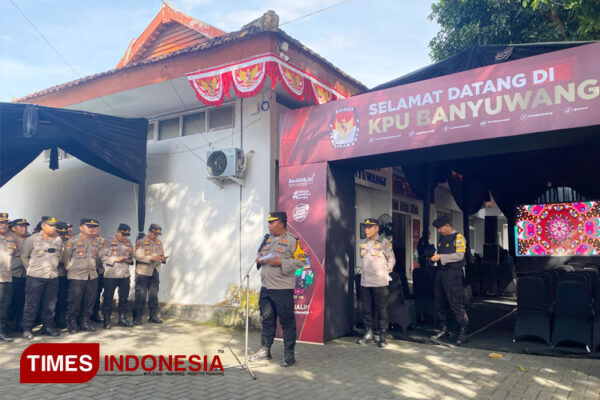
[{"xmin": 1, "ymin": 320, "xmax": 599, "ymax": 400}]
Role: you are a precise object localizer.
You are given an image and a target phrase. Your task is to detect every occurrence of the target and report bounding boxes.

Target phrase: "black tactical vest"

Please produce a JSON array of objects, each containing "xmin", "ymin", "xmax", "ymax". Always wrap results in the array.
[{"xmin": 437, "ymin": 232, "xmax": 466, "ymax": 270}]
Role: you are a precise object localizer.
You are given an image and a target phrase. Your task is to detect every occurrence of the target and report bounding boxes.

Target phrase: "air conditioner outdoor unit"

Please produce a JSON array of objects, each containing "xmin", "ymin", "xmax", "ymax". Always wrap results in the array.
[{"xmin": 206, "ymin": 148, "xmax": 244, "ymax": 179}]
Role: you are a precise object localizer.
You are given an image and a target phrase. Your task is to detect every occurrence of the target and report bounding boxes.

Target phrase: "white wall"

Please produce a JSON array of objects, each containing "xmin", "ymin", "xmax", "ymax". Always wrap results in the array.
[{"xmin": 0, "ymin": 90, "xmax": 274, "ymax": 306}]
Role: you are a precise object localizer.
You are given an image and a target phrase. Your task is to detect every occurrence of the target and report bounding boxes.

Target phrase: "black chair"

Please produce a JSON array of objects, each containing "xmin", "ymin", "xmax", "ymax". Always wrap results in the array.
[
  {"xmin": 582, "ymin": 268, "xmax": 600, "ymax": 352},
  {"xmin": 552, "ymin": 279, "xmax": 593, "ymax": 351},
  {"xmin": 412, "ymin": 267, "xmax": 437, "ymax": 324},
  {"xmin": 513, "ymin": 275, "xmax": 552, "ymax": 344},
  {"xmin": 388, "ymin": 272, "xmax": 416, "ymax": 333}
]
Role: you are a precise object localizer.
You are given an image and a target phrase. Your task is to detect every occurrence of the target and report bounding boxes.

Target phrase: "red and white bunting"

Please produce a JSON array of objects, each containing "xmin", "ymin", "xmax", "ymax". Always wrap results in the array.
[{"xmin": 186, "ymin": 54, "xmax": 345, "ymax": 107}]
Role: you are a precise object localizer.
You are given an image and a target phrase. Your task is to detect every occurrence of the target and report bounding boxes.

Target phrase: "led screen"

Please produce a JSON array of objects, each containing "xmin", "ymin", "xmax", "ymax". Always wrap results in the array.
[{"xmin": 515, "ymin": 201, "xmax": 600, "ymax": 256}]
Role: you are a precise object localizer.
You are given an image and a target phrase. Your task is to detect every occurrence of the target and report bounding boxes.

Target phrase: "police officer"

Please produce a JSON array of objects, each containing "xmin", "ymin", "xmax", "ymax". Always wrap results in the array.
[
  {"xmin": 9, "ymin": 218, "xmax": 29, "ymax": 332},
  {"xmin": 0, "ymin": 213, "xmax": 16, "ymax": 341},
  {"xmin": 90, "ymin": 221, "xmax": 105, "ymax": 323},
  {"xmin": 20, "ymin": 216, "xmax": 63, "ymax": 339},
  {"xmin": 250, "ymin": 212, "xmax": 306, "ymax": 367},
  {"xmin": 356, "ymin": 218, "xmax": 396, "ymax": 348},
  {"xmin": 430, "ymin": 215, "xmax": 469, "ymax": 345},
  {"xmin": 100, "ymin": 224, "xmax": 134, "ymax": 328},
  {"xmin": 64, "ymin": 218, "xmax": 102, "ymax": 333},
  {"xmin": 54, "ymin": 222, "xmax": 69, "ymax": 329},
  {"xmin": 134, "ymin": 224, "xmax": 166, "ymax": 325}
]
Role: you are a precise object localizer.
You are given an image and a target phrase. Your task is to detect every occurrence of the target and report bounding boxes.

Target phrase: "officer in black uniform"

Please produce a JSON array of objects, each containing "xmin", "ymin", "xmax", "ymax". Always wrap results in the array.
[
  {"xmin": 429, "ymin": 215, "xmax": 469, "ymax": 345},
  {"xmin": 250, "ymin": 212, "xmax": 306, "ymax": 367}
]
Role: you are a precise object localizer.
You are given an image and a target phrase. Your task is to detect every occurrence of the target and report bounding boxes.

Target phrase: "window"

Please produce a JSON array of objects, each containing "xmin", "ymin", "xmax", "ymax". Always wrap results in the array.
[
  {"xmin": 208, "ymin": 105, "xmax": 234, "ymax": 130},
  {"xmin": 158, "ymin": 117, "xmax": 180, "ymax": 141},
  {"xmin": 147, "ymin": 123, "xmax": 155, "ymax": 141},
  {"xmin": 151, "ymin": 104, "xmax": 234, "ymax": 142},
  {"xmin": 182, "ymin": 112, "xmax": 206, "ymax": 136}
]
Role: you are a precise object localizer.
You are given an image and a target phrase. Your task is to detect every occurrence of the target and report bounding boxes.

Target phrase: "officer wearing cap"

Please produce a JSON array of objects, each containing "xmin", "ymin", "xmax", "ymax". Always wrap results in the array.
[
  {"xmin": 54, "ymin": 222, "xmax": 69, "ymax": 329},
  {"xmin": 20, "ymin": 216, "xmax": 64, "ymax": 339},
  {"xmin": 134, "ymin": 224, "xmax": 166, "ymax": 325},
  {"xmin": 100, "ymin": 223, "xmax": 134, "ymax": 328},
  {"xmin": 356, "ymin": 218, "xmax": 396, "ymax": 348},
  {"xmin": 89, "ymin": 219, "xmax": 106, "ymax": 323},
  {"xmin": 63, "ymin": 218, "xmax": 103, "ymax": 333},
  {"xmin": 0, "ymin": 212, "xmax": 16, "ymax": 341},
  {"xmin": 9, "ymin": 218, "xmax": 29, "ymax": 332},
  {"xmin": 250, "ymin": 212, "xmax": 306, "ymax": 367},
  {"xmin": 429, "ymin": 215, "xmax": 469, "ymax": 345}
]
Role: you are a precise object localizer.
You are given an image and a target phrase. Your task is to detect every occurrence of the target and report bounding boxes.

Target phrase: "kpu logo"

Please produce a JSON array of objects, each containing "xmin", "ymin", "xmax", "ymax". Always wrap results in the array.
[
  {"xmin": 329, "ymin": 107, "xmax": 359, "ymax": 148},
  {"xmin": 20, "ymin": 343, "xmax": 100, "ymax": 384}
]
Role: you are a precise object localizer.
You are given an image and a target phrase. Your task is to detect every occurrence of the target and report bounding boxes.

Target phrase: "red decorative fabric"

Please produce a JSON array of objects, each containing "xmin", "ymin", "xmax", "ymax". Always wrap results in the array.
[{"xmin": 186, "ymin": 54, "xmax": 345, "ymax": 107}]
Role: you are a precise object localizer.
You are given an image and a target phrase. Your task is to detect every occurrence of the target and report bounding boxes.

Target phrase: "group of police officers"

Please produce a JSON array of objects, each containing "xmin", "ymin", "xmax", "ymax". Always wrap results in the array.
[
  {"xmin": 1, "ymin": 209, "xmax": 469, "ymax": 368},
  {"xmin": 250, "ymin": 211, "xmax": 470, "ymax": 368},
  {"xmin": 0, "ymin": 213, "xmax": 167, "ymax": 341}
]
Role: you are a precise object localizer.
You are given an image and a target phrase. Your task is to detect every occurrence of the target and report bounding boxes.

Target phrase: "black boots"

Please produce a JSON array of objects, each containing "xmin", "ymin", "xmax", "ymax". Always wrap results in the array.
[
  {"xmin": 280, "ymin": 344, "xmax": 295, "ymax": 367},
  {"xmin": 0, "ymin": 325, "xmax": 12, "ymax": 342},
  {"xmin": 22, "ymin": 330, "xmax": 33, "ymax": 340},
  {"xmin": 103, "ymin": 314, "xmax": 112, "ymax": 329},
  {"xmin": 250, "ymin": 345, "xmax": 272, "ymax": 361},
  {"xmin": 118, "ymin": 313, "xmax": 134, "ymax": 327},
  {"xmin": 356, "ymin": 328, "xmax": 374, "ymax": 345},
  {"xmin": 148, "ymin": 312, "xmax": 163, "ymax": 324},
  {"xmin": 42, "ymin": 326, "xmax": 60, "ymax": 337},
  {"xmin": 91, "ymin": 313, "xmax": 104, "ymax": 323},
  {"xmin": 378, "ymin": 330, "xmax": 388, "ymax": 348},
  {"xmin": 68, "ymin": 318, "xmax": 78, "ymax": 334},
  {"xmin": 81, "ymin": 320, "xmax": 96, "ymax": 332},
  {"xmin": 456, "ymin": 327, "xmax": 468, "ymax": 345},
  {"xmin": 431, "ymin": 323, "xmax": 450, "ymax": 340}
]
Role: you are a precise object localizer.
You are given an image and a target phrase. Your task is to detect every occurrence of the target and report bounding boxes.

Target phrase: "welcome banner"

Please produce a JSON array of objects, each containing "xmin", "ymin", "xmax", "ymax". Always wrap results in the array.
[{"xmin": 280, "ymin": 42, "xmax": 600, "ymax": 166}]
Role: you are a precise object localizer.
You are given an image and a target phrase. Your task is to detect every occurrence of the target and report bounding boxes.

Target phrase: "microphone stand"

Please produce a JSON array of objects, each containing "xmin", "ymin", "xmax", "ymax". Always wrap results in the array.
[{"xmin": 222, "ymin": 260, "xmax": 258, "ymax": 380}]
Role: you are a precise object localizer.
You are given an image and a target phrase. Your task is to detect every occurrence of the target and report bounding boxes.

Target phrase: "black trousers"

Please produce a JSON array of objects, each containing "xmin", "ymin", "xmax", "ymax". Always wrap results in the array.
[
  {"xmin": 434, "ymin": 267, "xmax": 469, "ymax": 328},
  {"xmin": 67, "ymin": 278, "xmax": 98, "ymax": 323},
  {"xmin": 259, "ymin": 288, "xmax": 296, "ymax": 347},
  {"xmin": 54, "ymin": 276, "xmax": 68, "ymax": 323},
  {"xmin": 360, "ymin": 285, "xmax": 389, "ymax": 330},
  {"xmin": 0, "ymin": 282, "xmax": 12, "ymax": 330},
  {"xmin": 134, "ymin": 270, "xmax": 159, "ymax": 318},
  {"xmin": 92, "ymin": 273, "xmax": 103, "ymax": 317},
  {"xmin": 22, "ymin": 276, "xmax": 58, "ymax": 330},
  {"xmin": 103, "ymin": 277, "xmax": 130, "ymax": 315},
  {"xmin": 10, "ymin": 276, "xmax": 25, "ymax": 328}
]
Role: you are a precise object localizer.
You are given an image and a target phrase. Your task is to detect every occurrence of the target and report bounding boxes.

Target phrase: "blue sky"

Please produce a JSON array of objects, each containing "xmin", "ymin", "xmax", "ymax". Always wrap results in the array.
[{"xmin": 0, "ymin": 0, "xmax": 438, "ymax": 101}]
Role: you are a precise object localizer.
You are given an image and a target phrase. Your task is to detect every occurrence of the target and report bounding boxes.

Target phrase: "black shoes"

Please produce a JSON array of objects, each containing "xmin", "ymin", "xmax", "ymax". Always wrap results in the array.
[
  {"xmin": 0, "ymin": 331, "xmax": 12, "ymax": 342},
  {"xmin": 103, "ymin": 314, "xmax": 112, "ymax": 329},
  {"xmin": 81, "ymin": 321, "xmax": 96, "ymax": 332},
  {"xmin": 91, "ymin": 313, "xmax": 104, "ymax": 323},
  {"xmin": 456, "ymin": 327, "xmax": 468, "ymax": 345},
  {"xmin": 280, "ymin": 345, "xmax": 295, "ymax": 367},
  {"xmin": 148, "ymin": 314, "xmax": 163, "ymax": 324},
  {"xmin": 249, "ymin": 346, "xmax": 272, "ymax": 361},
  {"xmin": 42, "ymin": 326, "xmax": 60, "ymax": 337},
  {"xmin": 356, "ymin": 328, "xmax": 374, "ymax": 345},
  {"xmin": 378, "ymin": 330, "xmax": 389, "ymax": 348},
  {"xmin": 22, "ymin": 330, "xmax": 33, "ymax": 340},
  {"xmin": 118, "ymin": 313, "xmax": 134, "ymax": 327}
]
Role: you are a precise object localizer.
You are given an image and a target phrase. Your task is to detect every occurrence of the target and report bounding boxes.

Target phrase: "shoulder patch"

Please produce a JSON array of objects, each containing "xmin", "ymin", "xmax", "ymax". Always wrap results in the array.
[{"xmin": 455, "ymin": 234, "xmax": 466, "ymax": 252}]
